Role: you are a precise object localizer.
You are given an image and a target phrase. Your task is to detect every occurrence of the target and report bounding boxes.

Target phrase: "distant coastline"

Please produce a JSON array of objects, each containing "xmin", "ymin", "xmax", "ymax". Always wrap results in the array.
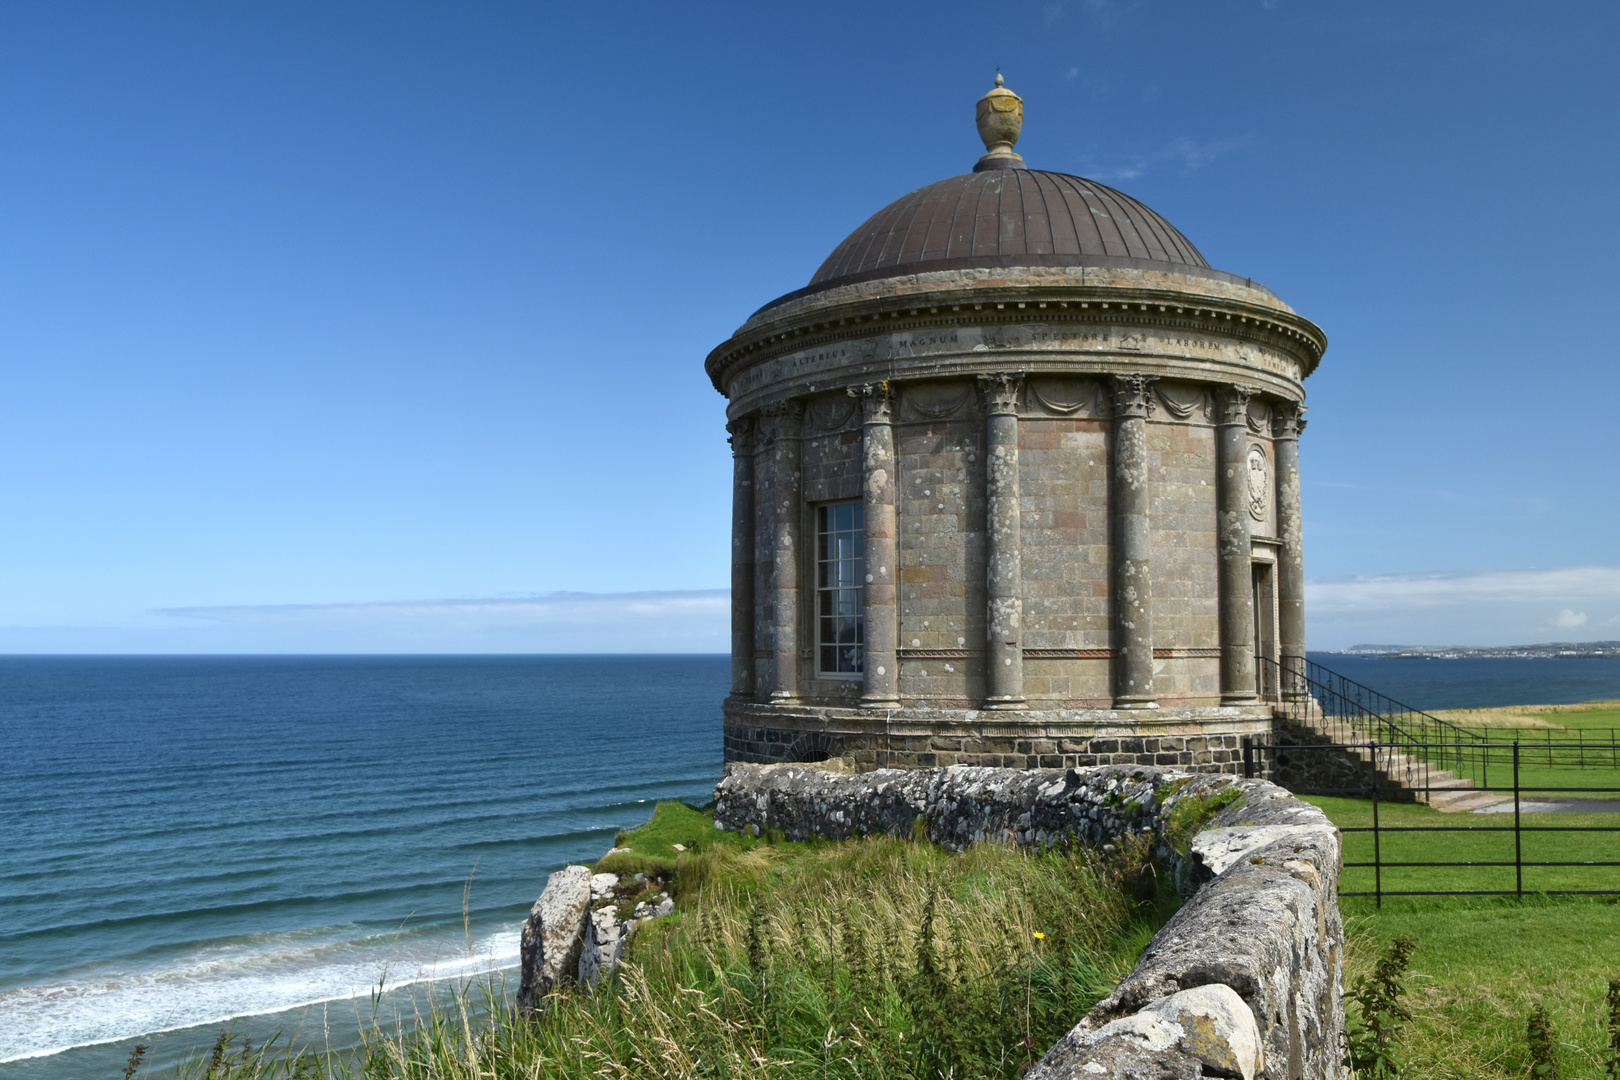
[{"xmin": 1332, "ymin": 641, "xmax": 1620, "ymax": 660}]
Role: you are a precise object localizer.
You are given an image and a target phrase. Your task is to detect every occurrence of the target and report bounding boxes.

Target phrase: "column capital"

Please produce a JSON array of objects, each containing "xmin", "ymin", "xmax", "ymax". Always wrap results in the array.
[
  {"xmin": 726, "ymin": 415, "xmax": 755, "ymax": 454},
  {"xmin": 976, "ymin": 372, "xmax": 1024, "ymax": 415},
  {"xmin": 761, "ymin": 398, "xmax": 805, "ymax": 438},
  {"xmin": 851, "ymin": 383, "xmax": 894, "ymax": 425},
  {"xmin": 1273, "ymin": 401, "xmax": 1308, "ymax": 440},
  {"xmin": 1216, "ymin": 384, "xmax": 1262, "ymax": 427},
  {"xmin": 1109, "ymin": 373, "xmax": 1159, "ymax": 419}
]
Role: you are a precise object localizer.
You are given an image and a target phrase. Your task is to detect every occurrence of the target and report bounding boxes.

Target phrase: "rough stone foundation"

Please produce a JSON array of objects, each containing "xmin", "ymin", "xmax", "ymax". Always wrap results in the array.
[
  {"xmin": 723, "ymin": 700, "xmax": 1270, "ymax": 773},
  {"xmin": 715, "ymin": 762, "xmax": 1345, "ymax": 1080}
]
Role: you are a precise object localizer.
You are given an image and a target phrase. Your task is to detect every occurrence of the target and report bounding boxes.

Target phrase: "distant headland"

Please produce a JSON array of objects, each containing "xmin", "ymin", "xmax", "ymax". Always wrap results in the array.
[{"xmin": 1333, "ymin": 641, "xmax": 1620, "ymax": 659}]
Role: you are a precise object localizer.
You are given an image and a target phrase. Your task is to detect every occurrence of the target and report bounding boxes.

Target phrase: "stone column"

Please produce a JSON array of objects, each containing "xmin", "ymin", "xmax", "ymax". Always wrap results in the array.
[
  {"xmin": 979, "ymin": 374, "xmax": 1024, "ymax": 709},
  {"xmin": 727, "ymin": 417, "xmax": 755, "ymax": 698},
  {"xmin": 751, "ymin": 427, "xmax": 775, "ymax": 703},
  {"xmin": 766, "ymin": 400, "xmax": 805, "ymax": 702},
  {"xmin": 1110, "ymin": 375, "xmax": 1156, "ymax": 708},
  {"xmin": 1275, "ymin": 402, "xmax": 1308, "ymax": 699},
  {"xmin": 857, "ymin": 385, "xmax": 899, "ymax": 706},
  {"xmin": 1217, "ymin": 385, "xmax": 1259, "ymax": 703}
]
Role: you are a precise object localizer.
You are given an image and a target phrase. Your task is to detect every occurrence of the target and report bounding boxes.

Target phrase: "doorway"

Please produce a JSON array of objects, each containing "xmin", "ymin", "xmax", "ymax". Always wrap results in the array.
[{"xmin": 1253, "ymin": 561, "xmax": 1277, "ymax": 698}]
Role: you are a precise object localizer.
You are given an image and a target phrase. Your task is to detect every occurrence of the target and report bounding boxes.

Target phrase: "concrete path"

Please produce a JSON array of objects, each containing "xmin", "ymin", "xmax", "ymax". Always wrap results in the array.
[{"xmin": 1472, "ymin": 798, "xmax": 1620, "ymax": 814}]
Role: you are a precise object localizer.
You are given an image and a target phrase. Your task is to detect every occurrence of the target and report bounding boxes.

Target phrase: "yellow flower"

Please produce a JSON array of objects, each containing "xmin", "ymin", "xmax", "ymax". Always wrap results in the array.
[{"xmin": 1032, "ymin": 931, "xmax": 1046, "ymax": 940}]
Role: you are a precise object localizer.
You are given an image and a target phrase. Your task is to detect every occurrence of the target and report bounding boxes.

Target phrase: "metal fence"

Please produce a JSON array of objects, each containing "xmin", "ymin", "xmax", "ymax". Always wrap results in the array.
[
  {"xmin": 1260, "ymin": 655, "xmax": 1488, "ymax": 789},
  {"xmin": 1244, "ymin": 738, "xmax": 1620, "ymax": 906}
]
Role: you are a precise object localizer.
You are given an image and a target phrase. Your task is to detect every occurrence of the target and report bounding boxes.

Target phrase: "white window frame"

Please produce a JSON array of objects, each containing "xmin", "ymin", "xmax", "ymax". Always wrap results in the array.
[{"xmin": 814, "ymin": 500, "xmax": 865, "ymax": 678}]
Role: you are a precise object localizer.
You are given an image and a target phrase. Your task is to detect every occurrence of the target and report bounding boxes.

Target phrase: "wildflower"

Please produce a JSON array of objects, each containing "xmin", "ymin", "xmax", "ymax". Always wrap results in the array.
[{"xmin": 1032, "ymin": 931, "xmax": 1046, "ymax": 940}]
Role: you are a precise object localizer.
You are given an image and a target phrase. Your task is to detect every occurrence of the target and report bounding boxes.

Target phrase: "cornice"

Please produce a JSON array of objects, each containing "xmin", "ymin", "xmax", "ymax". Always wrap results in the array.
[{"xmin": 704, "ymin": 281, "xmax": 1328, "ymax": 396}]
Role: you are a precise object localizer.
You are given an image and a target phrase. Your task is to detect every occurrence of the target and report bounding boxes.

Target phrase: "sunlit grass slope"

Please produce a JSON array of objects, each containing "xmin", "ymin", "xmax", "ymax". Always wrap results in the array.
[{"xmin": 159, "ymin": 802, "xmax": 1175, "ymax": 1080}]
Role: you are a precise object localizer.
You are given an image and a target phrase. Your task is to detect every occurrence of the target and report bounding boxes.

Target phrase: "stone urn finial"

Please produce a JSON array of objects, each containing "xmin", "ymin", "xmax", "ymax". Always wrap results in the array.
[{"xmin": 974, "ymin": 71, "xmax": 1026, "ymax": 172}]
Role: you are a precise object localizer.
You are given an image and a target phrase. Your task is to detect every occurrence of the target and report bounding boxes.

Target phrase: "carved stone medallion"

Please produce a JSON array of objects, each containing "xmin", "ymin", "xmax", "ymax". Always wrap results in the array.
[{"xmin": 1246, "ymin": 443, "xmax": 1270, "ymax": 520}]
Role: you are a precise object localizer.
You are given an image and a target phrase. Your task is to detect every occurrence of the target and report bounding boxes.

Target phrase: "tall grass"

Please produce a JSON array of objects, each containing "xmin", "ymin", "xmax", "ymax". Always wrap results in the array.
[{"xmin": 177, "ymin": 833, "xmax": 1160, "ymax": 1080}]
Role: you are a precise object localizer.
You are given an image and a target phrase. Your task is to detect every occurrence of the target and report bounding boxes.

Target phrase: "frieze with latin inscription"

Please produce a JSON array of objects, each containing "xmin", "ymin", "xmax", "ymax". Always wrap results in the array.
[{"xmin": 725, "ymin": 320, "xmax": 1304, "ymax": 421}]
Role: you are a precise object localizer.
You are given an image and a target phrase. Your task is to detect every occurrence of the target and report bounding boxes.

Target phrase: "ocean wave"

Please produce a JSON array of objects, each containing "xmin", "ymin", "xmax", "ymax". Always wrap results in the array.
[{"xmin": 0, "ymin": 923, "xmax": 521, "ymax": 1063}]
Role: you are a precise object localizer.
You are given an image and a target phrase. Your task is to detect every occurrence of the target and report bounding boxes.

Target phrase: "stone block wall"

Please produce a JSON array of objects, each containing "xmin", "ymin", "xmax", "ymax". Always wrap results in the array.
[
  {"xmin": 1263, "ymin": 715, "xmax": 1397, "ymax": 799},
  {"xmin": 896, "ymin": 405, "xmax": 987, "ymax": 706},
  {"xmin": 720, "ymin": 702, "xmax": 1266, "ymax": 773},
  {"xmin": 1018, "ymin": 413, "xmax": 1112, "ymax": 704},
  {"xmin": 715, "ymin": 762, "xmax": 1345, "ymax": 1080},
  {"xmin": 1147, "ymin": 413, "xmax": 1221, "ymax": 705}
]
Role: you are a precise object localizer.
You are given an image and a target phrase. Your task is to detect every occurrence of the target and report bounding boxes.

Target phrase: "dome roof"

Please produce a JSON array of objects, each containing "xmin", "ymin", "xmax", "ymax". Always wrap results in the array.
[{"xmin": 809, "ymin": 169, "xmax": 1213, "ymax": 293}]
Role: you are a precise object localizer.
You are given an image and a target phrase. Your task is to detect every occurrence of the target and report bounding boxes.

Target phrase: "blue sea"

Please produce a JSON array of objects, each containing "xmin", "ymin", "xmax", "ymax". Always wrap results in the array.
[
  {"xmin": 0, "ymin": 656, "xmax": 726, "ymax": 1079},
  {"xmin": 1306, "ymin": 653, "xmax": 1620, "ymax": 712},
  {"xmin": 4, "ymin": 652, "xmax": 1620, "ymax": 1079}
]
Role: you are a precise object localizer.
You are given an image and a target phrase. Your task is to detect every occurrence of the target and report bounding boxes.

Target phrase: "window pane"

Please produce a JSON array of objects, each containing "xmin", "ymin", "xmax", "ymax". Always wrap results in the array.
[{"xmin": 815, "ymin": 500, "xmax": 867, "ymax": 677}]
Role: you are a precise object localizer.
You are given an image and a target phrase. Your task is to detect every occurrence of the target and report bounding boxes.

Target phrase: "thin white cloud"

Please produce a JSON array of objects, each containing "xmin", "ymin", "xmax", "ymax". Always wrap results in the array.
[
  {"xmin": 1082, "ymin": 134, "xmax": 1255, "ymax": 182},
  {"xmin": 1308, "ymin": 567, "xmax": 1620, "ymax": 613},
  {"xmin": 148, "ymin": 590, "xmax": 730, "ymax": 652},
  {"xmin": 0, "ymin": 590, "xmax": 730, "ymax": 654},
  {"xmin": 1306, "ymin": 567, "xmax": 1620, "ymax": 649},
  {"xmin": 160, "ymin": 590, "xmax": 727, "ymax": 628}
]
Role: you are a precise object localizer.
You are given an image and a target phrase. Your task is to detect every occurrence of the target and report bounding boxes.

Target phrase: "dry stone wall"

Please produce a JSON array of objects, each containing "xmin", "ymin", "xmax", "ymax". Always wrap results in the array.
[{"xmin": 715, "ymin": 762, "xmax": 1345, "ymax": 1080}]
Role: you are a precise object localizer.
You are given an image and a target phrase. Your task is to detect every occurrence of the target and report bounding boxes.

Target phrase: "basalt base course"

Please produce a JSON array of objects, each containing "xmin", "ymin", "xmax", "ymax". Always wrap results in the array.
[{"xmin": 715, "ymin": 763, "xmax": 1346, "ymax": 1080}]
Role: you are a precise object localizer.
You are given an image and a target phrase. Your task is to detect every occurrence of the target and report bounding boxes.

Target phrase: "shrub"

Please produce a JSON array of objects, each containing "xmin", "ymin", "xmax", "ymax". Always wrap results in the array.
[
  {"xmin": 1345, "ymin": 934, "xmax": 1417, "ymax": 1078},
  {"xmin": 1607, "ymin": 977, "xmax": 1620, "ymax": 1079},
  {"xmin": 1526, "ymin": 1003, "xmax": 1559, "ymax": 1079}
]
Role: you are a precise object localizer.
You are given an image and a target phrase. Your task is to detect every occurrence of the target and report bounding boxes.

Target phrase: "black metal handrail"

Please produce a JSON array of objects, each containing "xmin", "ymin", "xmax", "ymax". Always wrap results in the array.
[{"xmin": 1259, "ymin": 655, "xmax": 1489, "ymax": 795}]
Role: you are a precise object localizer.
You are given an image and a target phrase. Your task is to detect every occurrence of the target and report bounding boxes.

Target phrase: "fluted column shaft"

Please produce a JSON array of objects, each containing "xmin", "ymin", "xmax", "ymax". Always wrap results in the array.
[
  {"xmin": 767, "ymin": 401, "xmax": 805, "ymax": 701},
  {"xmin": 751, "ymin": 430, "xmax": 774, "ymax": 703},
  {"xmin": 1110, "ymin": 375, "xmax": 1156, "ymax": 708},
  {"xmin": 858, "ymin": 386, "xmax": 899, "ymax": 705},
  {"xmin": 980, "ymin": 374, "xmax": 1024, "ymax": 708},
  {"xmin": 1217, "ymin": 386, "xmax": 1259, "ymax": 703},
  {"xmin": 727, "ymin": 418, "xmax": 755, "ymax": 697},
  {"xmin": 1275, "ymin": 403, "xmax": 1307, "ymax": 698}
]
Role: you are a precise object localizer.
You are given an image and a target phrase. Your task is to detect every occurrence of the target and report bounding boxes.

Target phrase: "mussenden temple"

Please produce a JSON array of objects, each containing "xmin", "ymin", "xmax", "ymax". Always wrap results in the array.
[{"xmin": 707, "ymin": 77, "xmax": 1326, "ymax": 773}]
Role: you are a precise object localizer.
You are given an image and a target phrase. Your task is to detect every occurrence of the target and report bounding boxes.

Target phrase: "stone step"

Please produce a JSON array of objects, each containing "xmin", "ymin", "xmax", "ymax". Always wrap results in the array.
[
  {"xmin": 1275, "ymin": 709, "xmax": 1492, "ymax": 802},
  {"xmin": 1405, "ymin": 775, "xmax": 1475, "ymax": 791},
  {"xmin": 1431, "ymin": 790, "xmax": 1511, "ymax": 813}
]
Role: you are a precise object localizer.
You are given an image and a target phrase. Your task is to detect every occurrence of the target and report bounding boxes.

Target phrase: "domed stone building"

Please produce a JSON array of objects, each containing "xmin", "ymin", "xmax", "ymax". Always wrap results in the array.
[{"xmin": 707, "ymin": 77, "xmax": 1325, "ymax": 772}]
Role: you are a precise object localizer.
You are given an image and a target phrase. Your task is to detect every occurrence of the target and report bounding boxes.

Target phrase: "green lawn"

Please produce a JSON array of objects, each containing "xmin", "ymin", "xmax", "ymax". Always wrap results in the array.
[
  {"xmin": 1306, "ymin": 794, "xmax": 1620, "ymax": 1077},
  {"xmin": 1399, "ymin": 699, "xmax": 1620, "ymax": 798},
  {"xmin": 1304, "ymin": 795, "xmax": 1620, "ymax": 898},
  {"xmin": 1340, "ymin": 897, "xmax": 1620, "ymax": 1079}
]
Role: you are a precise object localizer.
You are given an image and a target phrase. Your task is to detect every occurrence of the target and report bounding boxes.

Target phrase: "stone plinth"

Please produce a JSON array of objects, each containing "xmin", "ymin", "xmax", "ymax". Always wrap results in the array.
[{"xmin": 722, "ymin": 697, "xmax": 1270, "ymax": 774}]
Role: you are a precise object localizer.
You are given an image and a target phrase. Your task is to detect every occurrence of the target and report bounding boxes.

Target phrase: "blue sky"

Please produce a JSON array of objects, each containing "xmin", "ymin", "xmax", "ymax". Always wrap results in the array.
[{"xmin": 0, "ymin": 1, "xmax": 1615, "ymax": 652}]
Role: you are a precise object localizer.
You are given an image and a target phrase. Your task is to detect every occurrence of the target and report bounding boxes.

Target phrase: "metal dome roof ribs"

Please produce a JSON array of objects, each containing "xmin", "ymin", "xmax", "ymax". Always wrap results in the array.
[{"xmin": 794, "ymin": 168, "xmax": 1238, "ymax": 301}]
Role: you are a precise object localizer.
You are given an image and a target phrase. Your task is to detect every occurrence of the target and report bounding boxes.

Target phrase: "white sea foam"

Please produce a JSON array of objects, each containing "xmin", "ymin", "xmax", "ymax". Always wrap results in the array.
[{"xmin": 0, "ymin": 924, "xmax": 522, "ymax": 1063}]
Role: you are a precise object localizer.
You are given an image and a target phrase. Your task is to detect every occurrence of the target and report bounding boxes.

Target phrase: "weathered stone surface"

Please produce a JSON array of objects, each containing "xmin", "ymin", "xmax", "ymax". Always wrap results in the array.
[
  {"xmin": 1079, "ymin": 813, "xmax": 1343, "ymax": 1078},
  {"xmin": 714, "ymin": 762, "xmax": 1191, "ymax": 852},
  {"xmin": 578, "ymin": 906, "xmax": 631, "ymax": 990},
  {"xmin": 1190, "ymin": 823, "xmax": 1338, "ymax": 878},
  {"xmin": 720, "ymin": 699, "xmax": 1268, "ymax": 774},
  {"xmin": 516, "ymin": 864, "xmax": 591, "ymax": 1014},
  {"xmin": 1031, "ymin": 984, "xmax": 1262, "ymax": 1080},
  {"xmin": 715, "ymin": 763, "xmax": 1344, "ymax": 1078}
]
